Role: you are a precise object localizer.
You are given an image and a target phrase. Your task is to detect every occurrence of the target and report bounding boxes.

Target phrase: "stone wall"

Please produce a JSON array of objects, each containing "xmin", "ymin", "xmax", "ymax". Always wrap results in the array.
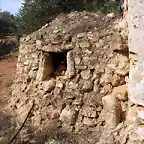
[
  {"xmin": 122, "ymin": 0, "xmax": 144, "ymax": 143},
  {"xmin": 10, "ymin": 12, "xmax": 129, "ymax": 143}
]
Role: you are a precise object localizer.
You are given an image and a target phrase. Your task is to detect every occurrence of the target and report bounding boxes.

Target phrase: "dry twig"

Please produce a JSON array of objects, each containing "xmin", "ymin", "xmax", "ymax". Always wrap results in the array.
[{"xmin": 8, "ymin": 100, "xmax": 35, "ymax": 144}]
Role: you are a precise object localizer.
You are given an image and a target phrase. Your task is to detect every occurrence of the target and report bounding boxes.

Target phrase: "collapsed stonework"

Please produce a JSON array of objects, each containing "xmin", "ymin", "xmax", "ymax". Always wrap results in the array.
[{"xmin": 9, "ymin": 12, "xmax": 130, "ymax": 143}]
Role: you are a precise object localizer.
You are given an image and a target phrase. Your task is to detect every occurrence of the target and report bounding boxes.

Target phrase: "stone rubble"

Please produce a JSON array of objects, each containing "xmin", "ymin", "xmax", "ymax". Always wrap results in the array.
[{"xmin": 9, "ymin": 11, "xmax": 131, "ymax": 143}]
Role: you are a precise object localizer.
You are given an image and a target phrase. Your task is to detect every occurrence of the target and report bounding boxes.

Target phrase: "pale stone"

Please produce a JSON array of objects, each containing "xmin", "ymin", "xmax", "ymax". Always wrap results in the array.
[
  {"xmin": 111, "ymin": 74, "xmax": 121, "ymax": 87},
  {"xmin": 41, "ymin": 94, "xmax": 51, "ymax": 106},
  {"xmin": 60, "ymin": 106, "xmax": 73, "ymax": 123},
  {"xmin": 129, "ymin": 62, "xmax": 144, "ymax": 106},
  {"xmin": 97, "ymin": 109, "xmax": 105, "ymax": 122},
  {"xmin": 126, "ymin": 106, "xmax": 140, "ymax": 123},
  {"xmin": 68, "ymin": 81, "xmax": 78, "ymax": 89},
  {"xmin": 83, "ymin": 117, "xmax": 95, "ymax": 126},
  {"xmin": 129, "ymin": 126, "xmax": 144, "ymax": 142},
  {"xmin": 42, "ymin": 79, "xmax": 56, "ymax": 92},
  {"xmin": 31, "ymin": 53, "xmax": 38, "ymax": 59},
  {"xmin": 117, "ymin": 55, "xmax": 129, "ymax": 70},
  {"xmin": 36, "ymin": 54, "xmax": 53, "ymax": 81},
  {"xmin": 80, "ymin": 69, "xmax": 91, "ymax": 80},
  {"xmin": 74, "ymin": 115, "xmax": 83, "ymax": 132},
  {"xmin": 137, "ymin": 109, "xmax": 144, "ymax": 120},
  {"xmin": 84, "ymin": 49, "xmax": 92, "ymax": 54},
  {"xmin": 100, "ymin": 84, "xmax": 112, "ymax": 94},
  {"xmin": 36, "ymin": 40, "xmax": 42, "ymax": 46},
  {"xmin": 77, "ymin": 33, "xmax": 86, "ymax": 38},
  {"xmin": 83, "ymin": 57, "xmax": 90, "ymax": 65},
  {"xmin": 81, "ymin": 105, "xmax": 97, "ymax": 118},
  {"xmin": 79, "ymin": 41, "xmax": 90, "ymax": 48},
  {"xmin": 98, "ymin": 39, "xmax": 105, "ymax": 46},
  {"xmin": 31, "ymin": 114, "xmax": 42, "ymax": 127},
  {"xmin": 26, "ymin": 36, "xmax": 31, "ymax": 41},
  {"xmin": 100, "ymin": 73, "xmax": 112, "ymax": 85},
  {"xmin": 23, "ymin": 66, "xmax": 29, "ymax": 73},
  {"xmin": 24, "ymin": 60, "xmax": 29, "ymax": 66},
  {"xmin": 82, "ymin": 81, "xmax": 93, "ymax": 92},
  {"xmin": 106, "ymin": 13, "xmax": 115, "ymax": 18},
  {"xmin": 56, "ymin": 81, "xmax": 64, "ymax": 88},
  {"xmin": 102, "ymin": 94, "xmax": 122, "ymax": 129},
  {"xmin": 75, "ymin": 65, "xmax": 87, "ymax": 70},
  {"xmin": 121, "ymin": 102, "xmax": 128, "ymax": 112},
  {"xmin": 29, "ymin": 70, "xmax": 36, "ymax": 79},
  {"xmin": 111, "ymin": 33, "xmax": 125, "ymax": 51},
  {"xmin": 53, "ymin": 29, "xmax": 60, "ymax": 34},
  {"xmin": 66, "ymin": 50, "xmax": 75, "ymax": 78},
  {"xmin": 74, "ymin": 57, "xmax": 81, "ymax": 65},
  {"xmin": 113, "ymin": 84, "xmax": 128, "ymax": 101},
  {"xmin": 93, "ymin": 85, "xmax": 100, "ymax": 93}
]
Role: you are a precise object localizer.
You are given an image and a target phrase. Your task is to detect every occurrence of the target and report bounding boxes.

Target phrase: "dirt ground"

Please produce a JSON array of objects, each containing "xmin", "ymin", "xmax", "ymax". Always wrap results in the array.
[
  {"xmin": 0, "ymin": 52, "xmax": 18, "ymax": 143},
  {"xmin": 0, "ymin": 53, "xmax": 17, "ymax": 109}
]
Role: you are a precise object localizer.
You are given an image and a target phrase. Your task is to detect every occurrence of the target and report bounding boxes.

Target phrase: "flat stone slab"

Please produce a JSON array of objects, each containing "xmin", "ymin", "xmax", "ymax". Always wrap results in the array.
[
  {"xmin": 129, "ymin": 62, "xmax": 144, "ymax": 106},
  {"xmin": 128, "ymin": 0, "xmax": 144, "ymax": 59}
]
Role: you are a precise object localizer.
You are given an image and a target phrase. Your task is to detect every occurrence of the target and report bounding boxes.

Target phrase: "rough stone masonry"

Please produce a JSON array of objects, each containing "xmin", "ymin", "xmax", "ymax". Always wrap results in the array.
[
  {"xmin": 9, "ymin": 12, "xmax": 130, "ymax": 143},
  {"xmin": 128, "ymin": 0, "xmax": 144, "ymax": 106}
]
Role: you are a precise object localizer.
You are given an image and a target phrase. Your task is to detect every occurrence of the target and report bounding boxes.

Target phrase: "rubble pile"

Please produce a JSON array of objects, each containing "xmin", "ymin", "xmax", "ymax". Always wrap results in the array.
[{"xmin": 9, "ymin": 12, "xmax": 129, "ymax": 143}]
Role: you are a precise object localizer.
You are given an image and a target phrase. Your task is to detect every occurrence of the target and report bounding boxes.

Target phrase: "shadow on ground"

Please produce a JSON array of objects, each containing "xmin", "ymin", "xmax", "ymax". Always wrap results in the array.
[
  {"xmin": 0, "ymin": 40, "xmax": 18, "ymax": 60},
  {"xmin": 0, "ymin": 109, "xmax": 102, "ymax": 144},
  {"xmin": 0, "ymin": 111, "xmax": 79, "ymax": 144}
]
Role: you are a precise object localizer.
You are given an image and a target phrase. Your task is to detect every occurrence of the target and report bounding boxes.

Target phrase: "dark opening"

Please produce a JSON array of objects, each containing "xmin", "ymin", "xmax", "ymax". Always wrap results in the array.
[
  {"xmin": 51, "ymin": 52, "xmax": 67, "ymax": 76},
  {"xmin": 43, "ymin": 51, "xmax": 67, "ymax": 80}
]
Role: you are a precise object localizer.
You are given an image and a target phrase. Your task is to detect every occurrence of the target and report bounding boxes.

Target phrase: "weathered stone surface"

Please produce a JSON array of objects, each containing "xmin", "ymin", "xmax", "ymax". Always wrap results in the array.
[
  {"xmin": 42, "ymin": 79, "xmax": 56, "ymax": 92},
  {"xmin": 81, "ymin": 81, "xmax": 93, "ymax": 92},
  {"xmin": 111, "ymin": 33, "xmax": 128, "ymax": 52},
  {"xmin": 128, "ymin": 62, "xmax": 144, "ymax": 106},
  {"xmin": 102, "ymin": 94, "xmax": 122, "ymax": 129},
  {"xmin": 126, "ymin": 106, "xmax": 140, "ymax": 124},
  {"xmin": 128, "ymin": 0, "xmax": 144, "ymax": 59},
  {"xmin": 80, "ymin": 69, "xmax": 91, "ymax": 80},
  {"xmin": 83, "ymin": 117, "xmax": 96, "ymax": 126},
  {"xmin": 81, "ymin": 105, "xmax": 97, "ymax": 118},
  {"xmin": 79, "ymin": 40, "xmax": 90, "ymax": 48},
  {"xmin": 66, "ymin": 50, "xmax": 75, "ymax": 78},
  {"xmin": 129, "ymin": 126, "xmax": 144, "ymax": 143},
  {"xmin": 10, "ymin": 11, "xmax": 129, "ymax": 143},
  {"xmin": 113, "ymin": 84, "xmax": 128, "ymax": 101}
]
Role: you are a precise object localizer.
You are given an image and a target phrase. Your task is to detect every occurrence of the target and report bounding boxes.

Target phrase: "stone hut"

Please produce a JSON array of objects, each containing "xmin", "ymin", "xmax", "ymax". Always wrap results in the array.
[{"xmin": 10, "ymin": 12, "xmax": 128, "ymax": 143}]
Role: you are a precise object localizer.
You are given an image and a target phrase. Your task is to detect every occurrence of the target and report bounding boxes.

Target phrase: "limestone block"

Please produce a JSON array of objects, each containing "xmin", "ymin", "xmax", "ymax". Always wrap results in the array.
[
  {"xmin": 60, "ymin": 106, "xmax": 74, "ymax": 124},
  {"xmin": 66, "ymin": 51, "xmax": 75, "ymax": 78},
  {"xmin": 42, "ymin": 79, "xmax": 56, "ymax": 92},
  {"xmin": 68, "ymin": 81, "xmax": 78, "ymax": 89},
  {"xmin": 113, "ymin": 84, "xmax": 128, "ymax": 101},
  {"xmin": 81, "ymin": 81, "xmax": 93, "ymax": 92},
  {"xmin": 128, "ymin": 0, "xmax": 144, "ymax": 59},
  {"xmin": 102, "ymin": 94, "xmax": 122, "ymax": 129},
  {"xmin": 74, "ymin": 56, "xmax": 81, "ymax": 65},
  {"xmin": 128, "ymin": 62, "xmax": 144, "ymax": 106},
  {"xmin": 129, "ymin": 126, "xmax": 144, "ymax": 142},
  {"xmin": 83, "ymin": 117, "xmax": 96, "ymax": 126},
  {"xmin": 126, "ymin": 106, "xmax": 140, "ymax": 124},
  {"xmin": 79, "ymin": 40, "xmax": 90, "ymax": 48},
  {"xmin": 80, "ymin": 69, "xmax": 91, "ymax": 80}
]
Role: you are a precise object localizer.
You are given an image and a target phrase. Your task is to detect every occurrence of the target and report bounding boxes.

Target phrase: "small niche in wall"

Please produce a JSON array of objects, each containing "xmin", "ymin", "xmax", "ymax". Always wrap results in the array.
[{"xmin": 42, "ymin": 51, "xmax": 67, "ymax": 80}]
